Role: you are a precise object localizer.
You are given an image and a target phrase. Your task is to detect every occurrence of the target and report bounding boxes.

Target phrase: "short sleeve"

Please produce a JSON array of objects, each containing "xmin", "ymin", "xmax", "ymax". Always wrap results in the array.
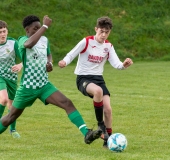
[
  {"xmin": 14, "ymin": 40, "xmax": 21, "ymax": 60},
  {"xmin": 47, "ymin": 40, "xmax": 51, "ymax": 55}
]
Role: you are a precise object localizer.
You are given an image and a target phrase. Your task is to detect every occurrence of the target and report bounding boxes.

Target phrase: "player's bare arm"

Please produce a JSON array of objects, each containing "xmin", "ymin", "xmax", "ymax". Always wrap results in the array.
[
  {"xmin": 46, "ymin": 54, "xmax": 53, "ymax": 72},
  {"xmin": 24, "ymin": 15, "xmax": 52, "ymax": 49}
]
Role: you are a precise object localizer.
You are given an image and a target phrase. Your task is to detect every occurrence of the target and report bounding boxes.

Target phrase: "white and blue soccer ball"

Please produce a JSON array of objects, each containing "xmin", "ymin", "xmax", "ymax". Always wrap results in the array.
[{"xmin": 107, "ymin": 133, "xmax": 127, "ymax": 152}]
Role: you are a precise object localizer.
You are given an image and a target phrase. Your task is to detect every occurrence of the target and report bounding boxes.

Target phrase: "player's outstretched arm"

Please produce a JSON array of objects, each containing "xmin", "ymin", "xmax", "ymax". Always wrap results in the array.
[{"xmin": 24, "ymin": 15, "xmax": 52, "ymax": 49}]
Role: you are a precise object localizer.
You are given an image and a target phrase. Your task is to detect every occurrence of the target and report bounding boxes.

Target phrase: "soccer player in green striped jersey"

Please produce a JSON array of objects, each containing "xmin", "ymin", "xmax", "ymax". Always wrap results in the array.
[
  {"xmin": 0, "ymin": 20, "xmax": 22, "ymax": 138},
  {"xmin": 0, "ymin": 15, "xmax": 102, "ymax": 145}
]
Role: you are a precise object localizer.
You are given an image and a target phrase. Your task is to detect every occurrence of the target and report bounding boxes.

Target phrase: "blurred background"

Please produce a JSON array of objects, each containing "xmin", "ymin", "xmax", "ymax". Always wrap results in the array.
[{"xmin": 1, "ymin": 0, "xmax": 170, "ymax": 63}]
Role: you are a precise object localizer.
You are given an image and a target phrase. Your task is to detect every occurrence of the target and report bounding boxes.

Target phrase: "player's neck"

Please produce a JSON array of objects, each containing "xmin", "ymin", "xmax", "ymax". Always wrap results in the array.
[
  {"xmin": 94, "ymin": 36, "xmax": 104, "ymax": 44},
  {"xmin": 0, "ymin": 40, "xmax": 7, "ymax": 44}
]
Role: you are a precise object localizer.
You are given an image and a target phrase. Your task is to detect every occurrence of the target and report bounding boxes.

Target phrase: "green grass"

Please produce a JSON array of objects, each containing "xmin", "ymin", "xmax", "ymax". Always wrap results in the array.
[{"xmin": 0, "ymin": 62, "xmax": 170, "ymax": 159}]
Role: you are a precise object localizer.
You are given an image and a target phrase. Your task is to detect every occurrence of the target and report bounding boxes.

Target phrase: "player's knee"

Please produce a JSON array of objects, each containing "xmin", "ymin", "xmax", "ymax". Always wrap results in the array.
[
  {"xmin": 59, "ymin": 97, "xmax": 74, "ymax": 109},
  {"xmin": 0, "ymin": 98, "xmax": 8, "ymax": 106},
  {"xmin": 65, "ymin": 98, "xmax": 74, "ymax": 107},
  {"xmin": 94, "ymin": 87, "xmax": 103, "ymax": 97},
  {"xmin": 61, "ymin": 98, "xmax": 76, "ymax": 113},
  {"xmin": 104, "ymin": 106, "xmax": 112, "ymax": 115}
]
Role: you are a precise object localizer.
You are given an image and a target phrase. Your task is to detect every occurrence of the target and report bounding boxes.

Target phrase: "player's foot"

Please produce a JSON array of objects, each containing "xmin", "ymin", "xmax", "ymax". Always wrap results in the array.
[
  {"xmin": 10, "ymin": 130, "xmax": 21, "ymax": 138},
  {"xmin": 84, "ymin": 129, "xmax": 102, "ymax": 144},
  {"xmin": 98, "ymin": 122, "xmax": 109, "ymax": 140}
]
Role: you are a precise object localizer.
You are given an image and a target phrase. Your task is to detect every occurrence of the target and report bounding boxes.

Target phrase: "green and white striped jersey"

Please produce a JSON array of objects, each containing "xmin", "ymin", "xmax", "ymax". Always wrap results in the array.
[
  {"xmin": 18, "ymin": 36, "xmax": 51, "ymax": 89},
  {"xmin": 0, "ymin": 37, "xmax": 20, "ymax": 81}
]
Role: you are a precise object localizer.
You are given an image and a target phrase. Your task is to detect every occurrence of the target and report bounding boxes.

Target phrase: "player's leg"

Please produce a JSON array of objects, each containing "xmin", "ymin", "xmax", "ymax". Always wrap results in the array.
[
  {"xmin": 86, "ymin": 83, "xmax": 109, "ymax": 141},
  {"xmin": 0, "ymin": 106, "xmax": 24, "ymax": 134},
  {"xmin": 0, "ymin": 85, "xmax": 36, "ymax": 135},
  {"xmin": 86, "ymin": 83, "xmax": 103, "ymax": 123},
  {"xmin": 0, "ymin": 78, "xmax": 9, "ymax": 118},
  {"xmin": 76, "ymin": 76, "xmax": 108, "ymax": 141},
  {"xmin": 103, "ymin": 95, "xmax": 112, "ymax": 129},
  {"xmin": 6, "ymin": 79, "xmax": 21, "ymax": 138},
  {"xmin": 7, "ymin": 100, "xmax": 20, "ymax": 138},
  {"xmin": 46, "ymin": 91, "xmax": 102, "ymax": 144},
  {"xmin": 0, "ymin": 89, "xmax": 8, "ymax": 118},
  {"xmin": 103, "ymin": 95, "xmax": 112, "ymax": 147},
  {"xmin": 40, "ymin": 82, "xmax": 102, "ymax": 144}
]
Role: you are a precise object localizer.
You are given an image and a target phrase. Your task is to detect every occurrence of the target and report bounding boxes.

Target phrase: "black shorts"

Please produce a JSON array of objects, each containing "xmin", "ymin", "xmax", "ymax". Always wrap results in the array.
[{"xmin": 76, "ymin": 75, "xmax": 110, "ymax": 98}]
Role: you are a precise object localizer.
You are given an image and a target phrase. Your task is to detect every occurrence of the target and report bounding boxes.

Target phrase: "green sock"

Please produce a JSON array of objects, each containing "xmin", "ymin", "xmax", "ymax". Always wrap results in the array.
[
  {"xmin": 0, "ymin": 104, "xmax": 5, "ymax": 118},
  {"xmin": 8, "ymin": 110, "xmax": 16, "ymax": 131},
  {"xmin": 0, "ymin": 120, "xmax": 8, "ymax": 134},
  {"xmin": 68, "ymin": 110, "xmax": 88, "ymax": 136}
]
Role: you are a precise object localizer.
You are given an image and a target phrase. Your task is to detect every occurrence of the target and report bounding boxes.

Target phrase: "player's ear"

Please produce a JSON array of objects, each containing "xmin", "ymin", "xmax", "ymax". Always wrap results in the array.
[
  {"xmin": 95, "ymin": 27, "xmax": 98, "ymax": 32},
  {"xmin": 25, "ymin": 26, "xmax": 29, "ymax": 33}
]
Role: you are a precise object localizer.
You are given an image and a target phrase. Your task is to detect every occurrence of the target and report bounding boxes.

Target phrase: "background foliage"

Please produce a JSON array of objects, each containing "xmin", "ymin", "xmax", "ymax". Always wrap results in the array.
[{"xmin": 1, "ymin": 0, "xmax": 170, "ymax": 62}]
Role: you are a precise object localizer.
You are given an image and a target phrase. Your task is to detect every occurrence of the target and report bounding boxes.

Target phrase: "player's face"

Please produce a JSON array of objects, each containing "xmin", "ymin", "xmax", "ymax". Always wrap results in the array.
[
  {"xmin": 26, "ymin": 21, "xmax": 41, "ymax": 37},
  {"xmin": 0, "ymin": 27, "xmax": 8, "ymax": 44},
  {"xmin": 95, "ymin": 27, "xmax": 111, "ymax": 43}
]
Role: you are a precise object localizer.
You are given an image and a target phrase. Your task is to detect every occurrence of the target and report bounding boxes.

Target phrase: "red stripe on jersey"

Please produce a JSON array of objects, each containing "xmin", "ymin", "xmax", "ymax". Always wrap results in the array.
[
  {"xmin": 105, "ymin": 39, "xmax": 112, "ymax": 48},
  {"xmin": 106, "ymin": 42, "xmax": 112, "ymax": 60},
  {"xmin": 80, "ymin": 36, "xmax": 94, "ymax": 53},
  {"xmin": 107, "ymin": 52, "xmax": 110, "ymax": 60}
]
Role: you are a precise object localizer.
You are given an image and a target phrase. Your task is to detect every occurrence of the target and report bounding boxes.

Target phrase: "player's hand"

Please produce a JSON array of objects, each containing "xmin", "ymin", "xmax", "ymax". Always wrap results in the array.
[
  {"xmin": 11, "ymin": 63, "xmax": 23, "ymax": 73},
  {"xmin": 58, "ymin": 60, "xmax": 66, "ymax": 68},
  {"xmin": 43, "ymin": 15, "xmax": 52, "ymax": 28},
  {"xmin": 46, "ymin": 62, "xmax": 53, "ymax": 72},
  {"xmin": 123, "ymin": 58, "xmax": 133, "ymax": 68}
]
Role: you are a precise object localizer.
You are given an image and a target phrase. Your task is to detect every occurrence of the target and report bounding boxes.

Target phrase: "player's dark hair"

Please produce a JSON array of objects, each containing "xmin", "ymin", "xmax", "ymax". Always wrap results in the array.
[
  {"xmin": 96, "ymin": 16, "xmax": 113, "ymax": 30},
  {"xmin": 22, "ymin": 15, "xmax": 40, "ymax": 28},
  {"xmin": 0, "ymin": 20, "xmax": 7, "ymax": 29}
]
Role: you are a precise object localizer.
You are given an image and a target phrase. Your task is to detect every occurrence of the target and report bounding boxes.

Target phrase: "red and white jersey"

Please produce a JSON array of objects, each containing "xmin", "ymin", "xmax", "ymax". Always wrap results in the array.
[{"xmin": 63, "ymin": 36, "xmax": 125, "ymax": 75}]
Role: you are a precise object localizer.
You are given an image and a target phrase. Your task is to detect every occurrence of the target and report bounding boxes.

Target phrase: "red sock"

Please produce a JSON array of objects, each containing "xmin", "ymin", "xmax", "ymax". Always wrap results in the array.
[{"xmin": 106, "ymin": 128, "xmax": 112, "ymax": 136}]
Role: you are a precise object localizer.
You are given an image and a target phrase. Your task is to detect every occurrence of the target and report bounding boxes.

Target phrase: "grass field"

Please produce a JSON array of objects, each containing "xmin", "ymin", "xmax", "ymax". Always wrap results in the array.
[{"xmin": 0, "ymin": 61, "xmax": 170, "ymax": 160}]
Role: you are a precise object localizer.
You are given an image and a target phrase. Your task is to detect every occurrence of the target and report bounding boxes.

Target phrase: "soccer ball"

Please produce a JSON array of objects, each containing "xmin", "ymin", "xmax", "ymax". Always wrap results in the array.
[{"xmin": 107, "ymin": 133, "xmax": 127, "ymax": 152}]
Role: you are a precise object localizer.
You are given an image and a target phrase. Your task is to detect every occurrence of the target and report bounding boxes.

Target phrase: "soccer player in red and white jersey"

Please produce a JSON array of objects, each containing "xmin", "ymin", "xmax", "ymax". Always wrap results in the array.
[{"xmin": 58, "ymin": 16, "xmax": 133, "ymax": 147}]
